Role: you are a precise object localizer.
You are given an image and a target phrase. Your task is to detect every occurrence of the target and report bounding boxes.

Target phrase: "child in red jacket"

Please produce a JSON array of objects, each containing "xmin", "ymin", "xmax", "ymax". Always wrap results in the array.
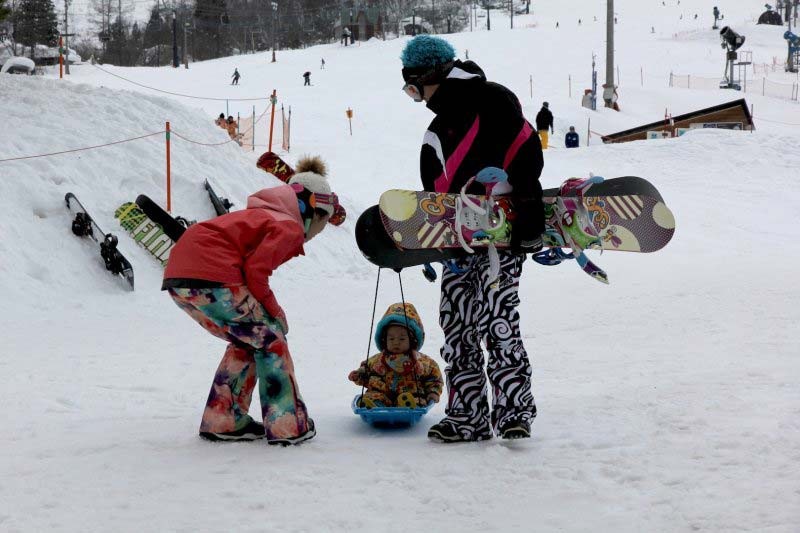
[{"xmin": 163, "ymin": 156, "xmax": 342, "ymax": 445}]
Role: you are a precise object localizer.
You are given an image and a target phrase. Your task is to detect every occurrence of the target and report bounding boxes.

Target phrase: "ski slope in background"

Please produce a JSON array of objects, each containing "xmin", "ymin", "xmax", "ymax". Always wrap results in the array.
[{"xmin": 1, "ymin": 1, "xmax": 799, "ymax": 531}]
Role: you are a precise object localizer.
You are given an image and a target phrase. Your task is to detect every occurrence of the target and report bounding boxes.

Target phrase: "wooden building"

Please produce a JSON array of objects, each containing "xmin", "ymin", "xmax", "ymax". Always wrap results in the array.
[
  {"xmin": 336, "ymin": 1, "xmax": 383, "ymax": 42},
  {"xmin": 602, "ymin": 99, "xmax": 754, "ymax": 144}
]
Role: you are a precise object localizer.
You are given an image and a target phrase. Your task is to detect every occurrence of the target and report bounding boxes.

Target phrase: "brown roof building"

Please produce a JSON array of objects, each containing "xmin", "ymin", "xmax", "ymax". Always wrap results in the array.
[{"xmin": 602, "ymin": 99, "xmax": 754, "ymax": 144}]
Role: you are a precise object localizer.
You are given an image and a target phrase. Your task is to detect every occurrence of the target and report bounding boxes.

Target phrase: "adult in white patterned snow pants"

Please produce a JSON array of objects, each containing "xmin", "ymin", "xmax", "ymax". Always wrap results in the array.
[{"xmin": 400, "ymin": 35, "xmax": 545, "ymax": 442}]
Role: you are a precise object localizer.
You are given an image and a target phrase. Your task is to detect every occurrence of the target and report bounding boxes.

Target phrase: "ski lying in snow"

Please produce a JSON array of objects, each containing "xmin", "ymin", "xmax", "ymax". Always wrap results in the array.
[
  {"xmin": 65, "ymin": 193, "xmax": 134, "ymax": 290},
  {"xmin": 204, "ymin": 179, "xmax": 233, "ymax": 216}
]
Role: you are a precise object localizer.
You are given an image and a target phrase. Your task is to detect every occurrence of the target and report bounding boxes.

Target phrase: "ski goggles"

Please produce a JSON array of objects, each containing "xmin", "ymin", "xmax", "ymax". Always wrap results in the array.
[
  {"xmin": 401, "ymin": 61, "xmax": 453, "ymax": 102},
  {"xmin": 315, "ymin": 192, "xmax": 346, "ymax": 226},
  {"xmin": 290, "ymin": 185, "xmax": 346, "ymax": 226},
  {"xmin": 402, "ymin": 81, "xmax": 424, "ymax": 102}
]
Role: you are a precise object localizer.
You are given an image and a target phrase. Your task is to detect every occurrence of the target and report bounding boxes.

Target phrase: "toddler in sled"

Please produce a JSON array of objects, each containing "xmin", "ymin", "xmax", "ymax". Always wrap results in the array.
[{"xmin": 349, "ymin": 303, "xmax": 443, "ymax": 409}]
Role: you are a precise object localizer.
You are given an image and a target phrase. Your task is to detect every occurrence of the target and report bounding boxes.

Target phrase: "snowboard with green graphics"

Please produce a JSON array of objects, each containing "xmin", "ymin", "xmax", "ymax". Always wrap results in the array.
[{"xmin": 357, "ymin": 172, "xmax": 675, "ymax": 284}]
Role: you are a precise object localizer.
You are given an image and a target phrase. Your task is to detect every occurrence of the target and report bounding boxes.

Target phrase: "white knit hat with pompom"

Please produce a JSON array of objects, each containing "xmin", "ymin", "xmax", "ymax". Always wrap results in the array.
[{"xmin": 288, "ymin": 155, "xmax": 335, "ymax": 217}]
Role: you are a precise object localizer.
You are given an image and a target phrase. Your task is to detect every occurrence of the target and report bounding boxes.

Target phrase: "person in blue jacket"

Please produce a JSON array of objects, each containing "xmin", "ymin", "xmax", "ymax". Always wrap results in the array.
[{"xmin": 565, "ymin": 126, "xmax": 580, "ymax": 148}]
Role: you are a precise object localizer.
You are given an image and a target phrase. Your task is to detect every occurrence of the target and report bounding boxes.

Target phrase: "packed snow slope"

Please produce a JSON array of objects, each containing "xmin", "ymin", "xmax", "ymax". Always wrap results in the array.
[{"xmin": 1, "ymin": 1, "xmax": 799, "ymax": 531}]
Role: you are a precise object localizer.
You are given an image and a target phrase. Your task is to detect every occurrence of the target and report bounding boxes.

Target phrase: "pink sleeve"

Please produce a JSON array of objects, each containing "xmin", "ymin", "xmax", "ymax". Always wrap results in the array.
[{"xmin": 243, "ymin": 221, "xmax": 304, "ymax": 318}]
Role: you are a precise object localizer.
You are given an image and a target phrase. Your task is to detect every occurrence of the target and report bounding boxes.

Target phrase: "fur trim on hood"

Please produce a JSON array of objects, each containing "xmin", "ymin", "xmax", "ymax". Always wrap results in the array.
[{"xmin": 374, "ymin": 302, "xmax": 425, "ymax": 351}]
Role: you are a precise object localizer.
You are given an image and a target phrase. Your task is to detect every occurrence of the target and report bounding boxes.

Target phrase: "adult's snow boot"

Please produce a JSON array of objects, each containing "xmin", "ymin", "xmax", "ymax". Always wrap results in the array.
[
  {"xmin": 497, "ymin": 417, "xmax": 531, "ymax": 440},
  {"xmin": 427, "ymin": 416, "xmax": 492, "ymax": 443}
]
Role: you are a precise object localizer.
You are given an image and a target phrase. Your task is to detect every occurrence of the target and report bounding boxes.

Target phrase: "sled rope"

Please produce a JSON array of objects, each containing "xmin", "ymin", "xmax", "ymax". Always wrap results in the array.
[{"xmin": 358, "ymin": 267, "xmax": 382, "ymax": 404}]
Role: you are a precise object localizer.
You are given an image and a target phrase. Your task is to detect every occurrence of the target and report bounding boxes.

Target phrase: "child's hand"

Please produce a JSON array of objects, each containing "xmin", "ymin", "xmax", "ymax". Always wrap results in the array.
[
  {"xmin": 348, "ymin": 370, "xmax": 364, "ymax": 383},
  {"xmin": 426, "ymin": 393, "xmax": 440, "ymax": 405}
]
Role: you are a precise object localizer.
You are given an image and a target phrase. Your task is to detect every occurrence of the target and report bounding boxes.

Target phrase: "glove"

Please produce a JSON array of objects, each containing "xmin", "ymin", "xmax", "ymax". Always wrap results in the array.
[{"xmin": 510, "ymin": 203, "xmax": 544, "ymax": 253}]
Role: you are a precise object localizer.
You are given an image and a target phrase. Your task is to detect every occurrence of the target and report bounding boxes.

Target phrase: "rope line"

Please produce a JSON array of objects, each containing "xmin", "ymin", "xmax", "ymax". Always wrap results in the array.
[
  {"xmin": 88, "ymin": 63, "xmax": 273, "ymax": 102},
  {"xmin": 0, "ymin": 131, "xmax": 164, "ymax": 163},
  {"xmin": 171, "ymin": 130, "xmax": 239, "ymax": 147}
]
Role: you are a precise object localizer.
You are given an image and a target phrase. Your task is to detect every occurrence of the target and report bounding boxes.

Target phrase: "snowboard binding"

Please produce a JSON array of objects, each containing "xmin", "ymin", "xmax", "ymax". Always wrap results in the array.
[
  {"xmin": 535, "ymin": 175, "xmax": 609, "ymax": 284},
  {"xmin": 71, "ymin": 212, "xmax": 93, "ymax": 237},
  {"xmin": 100, "ymin": 234, "xmax": 127, "ymax": 275},
  {"xmin": 453, "ymin": 167, "xmax": 512, "ymax": 284}
]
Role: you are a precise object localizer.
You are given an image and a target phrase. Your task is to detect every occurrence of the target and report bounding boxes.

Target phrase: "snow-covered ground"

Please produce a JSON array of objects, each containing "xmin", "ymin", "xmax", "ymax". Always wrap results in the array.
[{"xmin": 1, "ymin": 1, "xmax": 799, "ymax": 531}]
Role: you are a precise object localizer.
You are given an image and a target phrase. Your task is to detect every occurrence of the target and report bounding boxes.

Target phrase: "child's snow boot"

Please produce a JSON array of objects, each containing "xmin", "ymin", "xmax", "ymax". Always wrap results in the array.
[
  {"xmin": 267, "ymin": 419, "xmax": 316, "ymax": 446},
  {"xmin": 199, "ymin": 419, "xmax": 265, "ymax": 442}
]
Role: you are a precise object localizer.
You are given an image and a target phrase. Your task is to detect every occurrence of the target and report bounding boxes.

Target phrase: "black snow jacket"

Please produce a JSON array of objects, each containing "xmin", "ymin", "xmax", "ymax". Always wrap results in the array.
[
  {"xmin": 420, "ymin": 60, "xmax": 545, "ymax": 244},
  {"xmin": 535, "ymin": 107, "xmax": 553, "ymax": 131},
  {"xmin": 565, "ymin": 131, "xmax": 580, "ymax": 148}
]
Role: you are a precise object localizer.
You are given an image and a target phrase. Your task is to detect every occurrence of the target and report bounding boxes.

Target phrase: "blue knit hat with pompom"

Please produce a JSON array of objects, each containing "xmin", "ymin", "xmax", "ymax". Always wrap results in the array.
[{"xmin": 401, "ymin": 35, "xmax": 456, "ymax": 69}]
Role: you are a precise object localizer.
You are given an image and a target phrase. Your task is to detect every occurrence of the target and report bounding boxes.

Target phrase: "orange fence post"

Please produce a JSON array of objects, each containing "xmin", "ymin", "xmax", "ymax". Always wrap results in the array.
[
  {"xmin": 268, "ymin": 90, "xmax": 277, "ymax": 152},
  {"xmin": 166, "ymin": 121, "xmax": 172, "ymax": 212},
  {"xmin": 346, "ymin": 108, "xmax": 353, "ymax": 136}
]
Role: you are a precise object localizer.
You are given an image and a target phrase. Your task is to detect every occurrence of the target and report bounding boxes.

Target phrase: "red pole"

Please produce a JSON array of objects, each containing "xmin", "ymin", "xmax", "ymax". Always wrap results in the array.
[
  {"xmin": 59, "ymin": 36, "xmax": 63, "ymax": 79},
  {"xmin": 268, "ymin": 90, "xmax": 277, "ymax": 152},
  {"xmin": 166, "ymin": 121, "xmax": 172, "ymax": 212}
]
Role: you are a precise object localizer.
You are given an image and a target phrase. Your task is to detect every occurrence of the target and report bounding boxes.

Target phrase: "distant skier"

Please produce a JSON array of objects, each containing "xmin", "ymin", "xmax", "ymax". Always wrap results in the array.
[
  {"xmin": 303, "ymin": 71, "xmax": 311, "ymax": 86},
  {"xmin": 565, "ymin": 125, "xmax": 580, "ymax": 148},
  {"xmin": 400, "ymin": 35, "xmax": 544, "ymax": 442},
  {"xmin": 341, "ymin": 26, "xmax": 351, "ymax": 46},
  {"xmin": 535, "ymin": 101, "xmax": 554, "ymax": 149},
  {"xmin": 231, "ymin": 68, "xmax": 240, "ymax": 85},
  {"xmin": 320, "ymin": 58, "xmax": 325, "ymax": 69},
  {"xmin": 162, "ymin": 156, "xmax": 343, "ymax": 445}
]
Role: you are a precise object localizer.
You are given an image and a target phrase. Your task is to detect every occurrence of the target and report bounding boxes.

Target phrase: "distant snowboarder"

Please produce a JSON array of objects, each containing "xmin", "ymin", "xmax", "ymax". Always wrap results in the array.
[
  {"xmin": 231, "ymin": 68, "xmax": 240, "ymax": 85},
  {"xmin": 303, "ymin": 71, "xmax": 311, "ymax": 86}
]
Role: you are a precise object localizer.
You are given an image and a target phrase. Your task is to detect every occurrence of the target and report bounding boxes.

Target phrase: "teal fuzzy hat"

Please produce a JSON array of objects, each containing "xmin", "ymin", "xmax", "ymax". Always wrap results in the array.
[
  {"xmin": 374, "ymin": 302, "xmax": 425, "ymax": 352},
  {"xmin": 401, "ymin": 35, "xmax": 456, "ymax": 69}
]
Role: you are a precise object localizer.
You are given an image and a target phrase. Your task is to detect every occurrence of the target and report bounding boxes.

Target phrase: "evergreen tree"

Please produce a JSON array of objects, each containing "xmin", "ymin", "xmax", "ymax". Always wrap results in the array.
[
  {"xmin": 142, "ymin": 5, "xmax": 170, "ymax": 65},
  {"xmin": 12, "ymin": 0, "xmax": 58, "ymax": 60},
  {"xmin": 129, "ymin": 21, "xmax": 143, "ymax": 65},
  {"xmin": 194, "ymin": 0, "xmax": 228, "ymax": 60},
  {"xmin": 0, "ymin": 0, "xmax": 11, "ymax": 23},
  {"xmin": 103, "ymin": 16, "xmax": 128, "ymax": 65}
]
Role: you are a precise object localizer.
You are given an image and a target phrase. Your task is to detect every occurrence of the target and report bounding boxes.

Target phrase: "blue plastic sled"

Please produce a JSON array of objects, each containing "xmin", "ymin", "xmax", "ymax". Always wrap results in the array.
[{"xmin": 352, "ymin": 395, "xmax": 433, "ymax": 428}]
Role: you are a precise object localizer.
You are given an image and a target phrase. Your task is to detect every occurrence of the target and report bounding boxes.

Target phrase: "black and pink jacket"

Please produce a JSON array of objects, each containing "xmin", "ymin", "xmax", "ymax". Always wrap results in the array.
[{"xmin": 420, "ymin": 60, "xmax": 545, "ymax": 242}]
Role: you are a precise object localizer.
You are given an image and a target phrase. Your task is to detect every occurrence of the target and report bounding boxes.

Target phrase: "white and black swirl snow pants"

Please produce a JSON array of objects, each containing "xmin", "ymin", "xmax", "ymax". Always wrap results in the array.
[{"xmin": 438, "ymin": 250, "xmax": 537, "ymax": 430}]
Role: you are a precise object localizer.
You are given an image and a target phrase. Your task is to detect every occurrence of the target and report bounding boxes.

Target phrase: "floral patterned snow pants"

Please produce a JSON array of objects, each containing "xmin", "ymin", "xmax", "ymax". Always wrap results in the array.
[{"xmin": 168, "ymin": 286, "xmax": 310, "ymax": 440}]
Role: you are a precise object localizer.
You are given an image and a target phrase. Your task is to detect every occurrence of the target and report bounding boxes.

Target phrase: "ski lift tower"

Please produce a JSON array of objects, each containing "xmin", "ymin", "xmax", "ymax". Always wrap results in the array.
[{"xmin": 719, "ymin": 26, "xmax": 745, "ymax": 90}]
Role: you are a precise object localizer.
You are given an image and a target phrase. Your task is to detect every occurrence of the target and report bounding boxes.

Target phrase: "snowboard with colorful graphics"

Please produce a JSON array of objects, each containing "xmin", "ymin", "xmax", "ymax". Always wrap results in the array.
[
  {"xmin": 66, "ymin": 193, "xmax": 134, "ymax": 290},
  {"xmin": 357, "ymin": 174, "xmax": 675, "ymax": 283},
  {"xmin": 114, "ymin": 197, "xmax": 192, "ymax": 266}
]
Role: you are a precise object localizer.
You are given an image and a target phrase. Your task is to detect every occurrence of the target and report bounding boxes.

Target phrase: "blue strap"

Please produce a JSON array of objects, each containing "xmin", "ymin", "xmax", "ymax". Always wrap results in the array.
[
  {"xmin": 531, "ymin": 248, "xmax": 575, "ymax": 266},
  {"xmin": 442, "ymin": 258, "xmax": 470, "ymax": 274}
]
